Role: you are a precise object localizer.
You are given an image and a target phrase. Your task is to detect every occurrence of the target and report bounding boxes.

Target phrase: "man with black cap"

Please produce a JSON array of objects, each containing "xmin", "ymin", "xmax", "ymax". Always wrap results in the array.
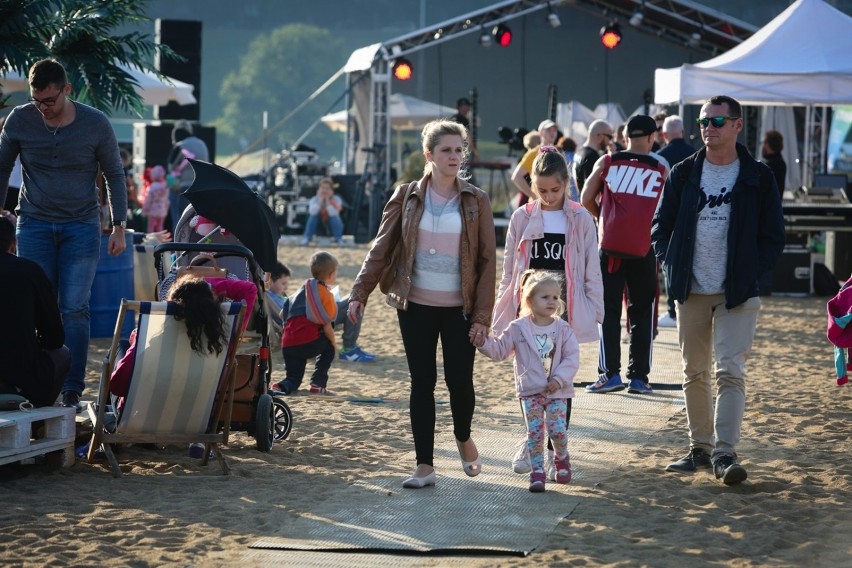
[{"xmin": 580, "ymin": 115, "xmax": 669, "ymax": 395}]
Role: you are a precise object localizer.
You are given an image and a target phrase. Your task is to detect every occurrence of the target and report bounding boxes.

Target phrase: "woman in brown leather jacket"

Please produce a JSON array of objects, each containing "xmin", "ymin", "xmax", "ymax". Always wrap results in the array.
[{"xmin": 348, "ymin": 119, "xmax": 496, "ymax": 489}]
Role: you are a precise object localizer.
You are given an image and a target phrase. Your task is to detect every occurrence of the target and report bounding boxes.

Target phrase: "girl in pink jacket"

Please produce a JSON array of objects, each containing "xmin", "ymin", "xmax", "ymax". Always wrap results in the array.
[
  {"xmin": 492, "ymin": 146, "xmax": 604, "ymax": 478},
  {"xmin": 475, "ymin": 271, "xmax": 579, "ymax": 492},
  {"xmin": 142, "ymin": 165, "xmax": 170, "ymax": 233}
]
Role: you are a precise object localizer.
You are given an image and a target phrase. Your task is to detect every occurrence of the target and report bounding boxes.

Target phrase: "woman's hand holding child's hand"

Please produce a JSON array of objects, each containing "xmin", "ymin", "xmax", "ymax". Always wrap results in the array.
[{"xmin": 468, "ymin": 324, "xmax": 487, "ymax": 347}]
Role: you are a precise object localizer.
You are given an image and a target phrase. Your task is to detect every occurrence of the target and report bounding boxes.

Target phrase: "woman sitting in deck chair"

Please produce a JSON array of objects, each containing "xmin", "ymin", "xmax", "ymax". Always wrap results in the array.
[{"xmin": 110, "ymin": 276, "xmax": 256, "ymax": 412}]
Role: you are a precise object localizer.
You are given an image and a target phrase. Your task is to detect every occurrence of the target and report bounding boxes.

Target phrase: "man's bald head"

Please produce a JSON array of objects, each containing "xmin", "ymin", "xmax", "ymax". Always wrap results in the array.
[{"xmin": 586, "ymin": 120, "xmax": 614, "ymax": 151}]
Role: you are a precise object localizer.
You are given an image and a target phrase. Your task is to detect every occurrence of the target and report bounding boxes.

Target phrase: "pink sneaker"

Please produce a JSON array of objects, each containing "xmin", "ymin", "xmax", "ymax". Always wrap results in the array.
[
  {"xmin": 555, "ymin": 455, "xmax": 572, "ymax": 484},
  {"xmin": 529, "ymin": 471, "xmax": 546, "ymax": 493},
  {"xmin": 309, "ymin": 384, "xmax": 334, "ymax": 395}
]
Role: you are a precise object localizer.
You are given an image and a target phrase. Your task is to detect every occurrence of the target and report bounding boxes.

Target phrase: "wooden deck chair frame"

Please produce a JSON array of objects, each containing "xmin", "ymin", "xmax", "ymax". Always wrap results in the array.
[
  {"xmin": 88, "ymin": 298, "xmax": 246, "ymax": 477},
  {"xmin": 132, "ymin": 244, "xmax": 159, "ymax": 301}
]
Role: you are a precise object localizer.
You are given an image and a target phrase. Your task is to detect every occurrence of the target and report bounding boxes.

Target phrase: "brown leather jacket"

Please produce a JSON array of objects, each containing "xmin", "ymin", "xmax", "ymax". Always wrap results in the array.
[{"xmin": 350, "ymin": 174, "xmax": 496, "ymax": 325}]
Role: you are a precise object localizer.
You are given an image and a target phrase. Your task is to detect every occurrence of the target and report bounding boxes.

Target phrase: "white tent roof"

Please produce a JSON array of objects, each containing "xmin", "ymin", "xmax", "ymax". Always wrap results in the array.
[
  {"xmin": 655, "ymin": 0, "xmax": 852, "ymax": 105},
  {"xmin": 321, "ymin": 93, "xmax": 456, "ymax": 132},
  {"xmin": 1, "ymin": 64, "xmax": 196, "ymax": 106}
]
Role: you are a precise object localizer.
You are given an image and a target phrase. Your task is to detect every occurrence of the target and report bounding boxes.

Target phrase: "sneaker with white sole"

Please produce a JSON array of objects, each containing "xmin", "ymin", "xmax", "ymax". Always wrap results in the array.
[
  {"xmin": 545, "ymin": 449, "xmax": 556, "ymax": 481},
  {"xmin": 627, "ymin": 377, "xmax": 653, "ymax": 394},
  {"xmin": 658, "ymin": 313, "xmax": 677, "ymax": 328},
  {"xmin": 585, "ymin": 373, "xmax": 625, "ymax": 393},
  {"xmin": 512, "ymin": 440, "xmax": 531, "ymax": 474},
  {"xmin": 339, "ymin": 346, "xmax": 377, "ymax": 362}
]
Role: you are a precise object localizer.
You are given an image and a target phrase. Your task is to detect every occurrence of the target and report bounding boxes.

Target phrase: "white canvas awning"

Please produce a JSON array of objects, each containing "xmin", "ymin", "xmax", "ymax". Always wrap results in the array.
[
  {"xmin": 655, "ymin": 0, "xmax": 852, "ymax": 106},
  {"xmin": 1, "ymin": 64, "xmax": 196, "ymax": 106}
]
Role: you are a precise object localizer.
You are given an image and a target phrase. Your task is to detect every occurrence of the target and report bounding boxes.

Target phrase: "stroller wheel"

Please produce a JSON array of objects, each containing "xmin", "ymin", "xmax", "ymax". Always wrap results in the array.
[
  {"xmin": 255, "ymin": 394, "xmax": 274, "ymax": 452},
  {"xmin": 272, "ymin": 397, "xmax": 293, "ymax": 442}
]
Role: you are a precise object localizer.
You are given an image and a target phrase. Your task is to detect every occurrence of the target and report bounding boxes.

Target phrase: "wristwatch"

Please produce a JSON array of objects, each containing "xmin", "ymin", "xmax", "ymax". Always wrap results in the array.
[{"xmin": 112, "ymin": 221, "xmax": 127, "ymax": 229}]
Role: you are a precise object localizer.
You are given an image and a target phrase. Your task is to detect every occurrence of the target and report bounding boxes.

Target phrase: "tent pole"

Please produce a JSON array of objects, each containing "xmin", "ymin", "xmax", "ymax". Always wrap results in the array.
[{"xmin": 820, "ymin": 106, "xmax": 829, "ymax": 175}]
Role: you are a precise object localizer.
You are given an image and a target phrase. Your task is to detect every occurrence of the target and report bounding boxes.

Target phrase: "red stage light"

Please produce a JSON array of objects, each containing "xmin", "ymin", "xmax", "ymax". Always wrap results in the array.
[
  {"xmin": 392, "ymin": 58, "xmax": 413, "ymax": 81},
  {"xmin": 600, "ymin": 22, "xmax": 622, "ymax": 49},
  {"xmin": 492, "ymin": 24, "xmax": 512, "ymax": 48}
]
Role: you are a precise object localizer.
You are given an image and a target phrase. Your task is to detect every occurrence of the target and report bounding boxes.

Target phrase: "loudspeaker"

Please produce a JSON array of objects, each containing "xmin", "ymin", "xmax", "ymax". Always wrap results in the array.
[
  {"xmin": 132, "ymin": 123, "xmax": 217, "ymax": 179},
  {"xmin": 771, "ymin": 246, "xmax": 811, "ymax": 296},
  {"xmin": 155, "ymin": 19, "xmax": 202, "ymax": 121}
]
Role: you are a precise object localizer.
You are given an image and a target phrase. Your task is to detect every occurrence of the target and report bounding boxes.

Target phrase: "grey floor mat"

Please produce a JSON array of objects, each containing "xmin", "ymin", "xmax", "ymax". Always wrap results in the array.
[
  {"xmin": 248, "ymin": 328, "xmax": 684, "ymax": 560},
  {"xmin": 251, "ymin": 424, "xmax": 579, "ymax": 555}
]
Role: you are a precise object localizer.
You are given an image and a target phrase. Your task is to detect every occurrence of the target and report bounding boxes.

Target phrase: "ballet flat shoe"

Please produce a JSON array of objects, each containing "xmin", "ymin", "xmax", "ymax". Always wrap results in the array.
[
  {"xmin": 456, "ymin": 438, "xmax": 482, "ymax": 477},
  {"xmin": 402, "ymin": 469, "xmax": 436, "ymax": 489}
]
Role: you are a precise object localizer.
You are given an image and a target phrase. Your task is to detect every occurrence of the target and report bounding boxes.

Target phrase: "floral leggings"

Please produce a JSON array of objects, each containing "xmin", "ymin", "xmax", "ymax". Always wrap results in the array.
[{"xmin": 521, "ymin": 393, "xmax": 569, "ymax": 474}]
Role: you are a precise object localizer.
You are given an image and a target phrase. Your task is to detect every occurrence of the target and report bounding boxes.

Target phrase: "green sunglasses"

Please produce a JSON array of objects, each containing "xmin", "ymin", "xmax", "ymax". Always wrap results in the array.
[{"xmin": 697, "ymin": 115, "xmax": 740, "ymax": 128}]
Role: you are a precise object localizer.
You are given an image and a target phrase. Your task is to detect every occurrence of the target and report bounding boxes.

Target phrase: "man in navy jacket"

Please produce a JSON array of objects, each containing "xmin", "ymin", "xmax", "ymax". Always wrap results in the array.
[{"xmin": 651, "ymin": 95, "xmax": 785, "ymax": 485}]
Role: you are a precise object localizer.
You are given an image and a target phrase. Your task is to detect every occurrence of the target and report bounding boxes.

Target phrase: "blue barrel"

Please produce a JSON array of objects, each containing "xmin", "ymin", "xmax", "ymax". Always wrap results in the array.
[{"xmin": 90, "ymin": 232, "xmax": 135, "ymax": 338}]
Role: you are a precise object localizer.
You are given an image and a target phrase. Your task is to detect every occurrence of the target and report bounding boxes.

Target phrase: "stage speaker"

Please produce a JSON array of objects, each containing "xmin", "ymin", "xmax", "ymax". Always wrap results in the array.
[
  {"xmin": 771, "ymin": 246, "xmax": 811, "ymax": 296},
  {"xmin": 132, "ymin": 123, "xmax": 217, "ymax": 179},
  {"xmin": 155, "ymin": 19, "xmax": 202, "ymax": 121}
]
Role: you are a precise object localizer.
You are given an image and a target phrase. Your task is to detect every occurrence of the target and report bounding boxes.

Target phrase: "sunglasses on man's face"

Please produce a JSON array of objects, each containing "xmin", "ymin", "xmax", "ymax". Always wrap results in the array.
[{"xmin": 697, "ymin": 115, "xmax": 739, "ymax": 128}]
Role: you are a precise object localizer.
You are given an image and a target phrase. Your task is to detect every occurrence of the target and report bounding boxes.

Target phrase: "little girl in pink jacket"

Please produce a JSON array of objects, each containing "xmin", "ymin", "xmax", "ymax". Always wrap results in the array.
[{"xmin": 476, "ymin": 270, "xmax": 579, "ymax": 492}]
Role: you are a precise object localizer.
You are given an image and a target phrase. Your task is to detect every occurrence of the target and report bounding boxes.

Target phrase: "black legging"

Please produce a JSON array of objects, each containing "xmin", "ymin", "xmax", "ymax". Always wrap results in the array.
[{"xmin": 397, "ymin": 302, "xmax": 476, "ymax": 467}]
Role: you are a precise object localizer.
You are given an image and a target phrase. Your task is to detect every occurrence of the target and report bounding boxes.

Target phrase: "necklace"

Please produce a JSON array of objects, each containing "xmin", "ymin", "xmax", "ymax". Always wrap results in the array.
[
  {"xmin": 425, "ymin": 185, "xmax": 458, "ymax": 255},
  {"xmin": 43, "ymin": 117, "xmax": 63, "ymax": 136}
]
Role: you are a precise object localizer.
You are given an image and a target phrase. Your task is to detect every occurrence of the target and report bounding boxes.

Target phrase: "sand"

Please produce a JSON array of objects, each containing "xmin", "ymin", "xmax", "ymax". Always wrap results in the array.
[{"xmin": 1, "ymin": 243, "xmax": 850, "ymax": 567}]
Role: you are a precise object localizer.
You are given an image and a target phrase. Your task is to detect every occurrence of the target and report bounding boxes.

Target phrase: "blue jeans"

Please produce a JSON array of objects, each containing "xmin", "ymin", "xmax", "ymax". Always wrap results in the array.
[
  {"xmin": 170, "ymin": 187, "xmax": 190, "ymax": 233},
  {"xmin": 16, "ymin": 215, "xmax": 101, "ymax": 395},
  {"xmin": 303, "ymin": 214, "xmax": 343, "ymax": 242},
  {"xmin": 335, "ymin": 299, "xmax": 360, "ymax": 350}
]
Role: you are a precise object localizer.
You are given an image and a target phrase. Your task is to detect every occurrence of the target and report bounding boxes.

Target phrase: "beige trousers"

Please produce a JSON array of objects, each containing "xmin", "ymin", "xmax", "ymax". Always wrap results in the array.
[{"xmin": 676, "ymin": 294, "xmax": 760, "ymax": 458}]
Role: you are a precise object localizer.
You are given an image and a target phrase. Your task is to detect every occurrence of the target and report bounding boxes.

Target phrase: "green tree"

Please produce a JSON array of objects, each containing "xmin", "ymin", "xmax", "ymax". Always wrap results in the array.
[
  {"xmin": 0, "ymin": 0, "xmax": 175, "ymax": 115},
  {"xmin": 215, "ymin": 23, "xmax": 344, "ymax": 157}
]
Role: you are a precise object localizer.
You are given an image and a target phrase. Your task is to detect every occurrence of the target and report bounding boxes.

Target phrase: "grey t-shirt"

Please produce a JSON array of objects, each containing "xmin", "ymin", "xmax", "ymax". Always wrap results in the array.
[
  {"xmin": 0, "ymin": 101, "xmax": 126, "ymax": 222},
  {"xmin": 691, "ymin": 159, "xmax": 739, "ymax": 295}
]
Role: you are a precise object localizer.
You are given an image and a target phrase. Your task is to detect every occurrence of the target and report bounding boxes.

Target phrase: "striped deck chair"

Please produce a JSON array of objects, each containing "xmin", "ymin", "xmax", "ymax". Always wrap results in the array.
[
  {"xmin": 132, "ymin": 244, "xmax": 159, "ymax": 301},
  {"xmin": 88, "ymin": 299, "xmax": 246, "ymax": 477}
]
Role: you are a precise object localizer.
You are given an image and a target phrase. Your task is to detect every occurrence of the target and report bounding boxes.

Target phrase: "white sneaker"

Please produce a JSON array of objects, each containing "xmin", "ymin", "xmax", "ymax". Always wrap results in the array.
[
  {"xmin": 512, "ymin": 440, "xmax": 531, "ymax": 474},
  {"xmin": 658, "ymin": 313, "xmax": 677, "ymax": 328},
  {"xmin": 545, "ymin": 449, "xmax": 556, "ymax": 481}
]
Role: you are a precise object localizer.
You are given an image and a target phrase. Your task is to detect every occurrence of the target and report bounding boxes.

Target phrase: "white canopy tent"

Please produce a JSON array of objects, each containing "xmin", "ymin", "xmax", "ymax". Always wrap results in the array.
[
  {"xmin": 654, "ymin": 0, "xmax": 852, "ymax": 187},
  {"xmin": 0, "ymin": 64, "xmax": 196, "ymax": 106},
  {"xmin": 322, "ymin": 92, "xmax": 456, "ymax": 173}
]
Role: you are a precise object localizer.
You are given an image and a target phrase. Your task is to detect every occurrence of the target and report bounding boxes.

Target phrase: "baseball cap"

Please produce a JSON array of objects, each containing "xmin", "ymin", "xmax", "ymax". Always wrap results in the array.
[
  {"xmin": 538, "ymin": 119, "xmax": 557, "ymax": 132},
  {"xmin": 457, "ymin": 97, "xmax": 471, "ymax": 107},
  {"xmin": 626, "ymin": 115, "xmax": 657, "ymax": 138}
]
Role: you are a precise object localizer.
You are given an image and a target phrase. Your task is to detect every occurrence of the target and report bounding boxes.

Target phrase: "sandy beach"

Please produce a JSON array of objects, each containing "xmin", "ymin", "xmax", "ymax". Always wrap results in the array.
[{"xmin": 1, "ymin": 242, "xmax": 850, "ymax": 567}]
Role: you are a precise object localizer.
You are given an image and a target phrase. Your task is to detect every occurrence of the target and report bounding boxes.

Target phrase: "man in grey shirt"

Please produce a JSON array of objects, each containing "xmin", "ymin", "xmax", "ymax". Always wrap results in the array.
[{"xmin": 0, "ymin": 59, "xmax": 127, "ymax": 412}]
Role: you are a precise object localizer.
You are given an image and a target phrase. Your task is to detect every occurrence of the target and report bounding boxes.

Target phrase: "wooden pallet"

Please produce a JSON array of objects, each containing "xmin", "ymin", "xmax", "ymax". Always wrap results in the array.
[{"xmin": 0, "ymin": 406, "xmax": 76, "ymax": 467}]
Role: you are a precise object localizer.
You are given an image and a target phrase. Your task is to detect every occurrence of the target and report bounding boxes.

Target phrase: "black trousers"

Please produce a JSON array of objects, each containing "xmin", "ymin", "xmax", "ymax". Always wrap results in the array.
[
  {"xmin": 598, "ymin": 249, "xmax": 657, "ymax": 380},
  {"xmin": 397, "ymin": 302, "xmax": 476, "ymax": 467}
]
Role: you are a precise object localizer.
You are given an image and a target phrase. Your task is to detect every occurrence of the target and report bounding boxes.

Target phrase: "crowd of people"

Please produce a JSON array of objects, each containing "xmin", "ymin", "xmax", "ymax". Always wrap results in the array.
[{"xmin": 1, "ymin": 57, "xmax": 790, "ymax": 493}]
